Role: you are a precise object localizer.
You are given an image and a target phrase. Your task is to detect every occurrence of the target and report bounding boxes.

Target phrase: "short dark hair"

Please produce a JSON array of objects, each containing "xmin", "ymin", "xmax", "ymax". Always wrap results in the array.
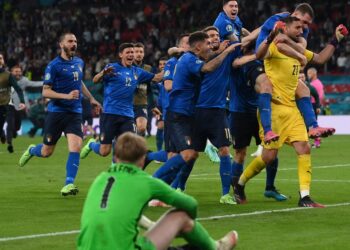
[
  {"xmin": 159, "ymin": 56, "xmax": 168, "ymax": 62},
  {"xmin": 203, "ymin": 26, "xmax": 219, "ymax": 33},
  {"xmin": 10, "ymin": 65, "xmax": 21, "ymax": 71},
  {"xmin": 119, "ymin": 43, "xmax": 134, "ymax": 53},
  {"xmin": 133, "ymin": 42, "xmax": 144, "ymax": 48},
  {"xmin": 188, "ymin": 31, "xmax": 209, "ymax": 47},
  {"xmin": 295, "ymin": 3, "xmax": 314, "ymax": 20},
  {"xmin": 177, "ymin": 33, "xmax": 190, "ymax": 47},
  {"xmin": 223, "ymin": 0, "xmax": 237, "ymax": 6},
  {"xmin": 115, "ymin": 132, "xmax": 147, "ymax": 163},
  {"xmin": 59, "ymin": 32, "xmax": 75, "ymax": 43},
  {"xmin": 282, "ymin": 16, "xmax": 301, "ymax": 26}
]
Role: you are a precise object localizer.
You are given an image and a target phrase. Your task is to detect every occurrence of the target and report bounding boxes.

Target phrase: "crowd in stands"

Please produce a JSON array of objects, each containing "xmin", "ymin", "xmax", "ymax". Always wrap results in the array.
[{"xmin": 1, "ymin": 0, "xmax": 350, "ymax": 82}]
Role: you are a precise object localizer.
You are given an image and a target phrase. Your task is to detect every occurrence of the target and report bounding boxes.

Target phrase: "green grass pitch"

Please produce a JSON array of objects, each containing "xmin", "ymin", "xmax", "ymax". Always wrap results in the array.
[{"xmin": 0, "ymin": 135, "xmax": 350, "ymax": 249}]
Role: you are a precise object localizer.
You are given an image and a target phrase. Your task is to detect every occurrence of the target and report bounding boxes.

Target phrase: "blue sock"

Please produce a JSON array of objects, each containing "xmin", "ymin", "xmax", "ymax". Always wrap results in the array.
[
  {"xmin": 177, "ymin": 160, "xmax": 195, "ymax": 191},
  {"xmin": 148, "ymin": 150, "xmax": 168, "ymax": 162},
  {"xmin": 90, "ymin": 142, "xmax": 101, "ymax": 155},
  {"xmin": 296, "ymin": 97, "xmax": 318, "ymax": 128},
  {"xmin": 231, "ymin": 161, "xmax": 243, "ymax": 178},
  {"xmin": 29, "ymin": 144, "xmax": 43, "ymax": 157},
  {"xmin": 153, "ymin": 154, "xmax": 186, "ymax": 179},
  {"xmin": 65, "ymin": 152, "xmax": 80, "ymax": 185},
  {"xmin": 220, "ymin": 156, "xmax": 232, "ymax": 195},
  {"xmin": 258, "ymin": 93, "xmax": 272, "ymax": 134},
  {"xmin": 171, "ymin": 170, "xmax": 181, "ymax": 188},
  {"xmin": 156, "ymin": 128, "xmax": 164, "ymax": 151},
  {"xmin": 266, "ymin": 157, "xmax": 278, "ymax": 190}
]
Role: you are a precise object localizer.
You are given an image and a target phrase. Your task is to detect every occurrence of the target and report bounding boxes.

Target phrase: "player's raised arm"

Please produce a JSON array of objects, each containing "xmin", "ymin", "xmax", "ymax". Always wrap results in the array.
[
  {"xmin": 92, "ymin": 65, "xmax": 115, "ymax": 83},
  {"xmin": 309, "ymin": 24, "xmax": 348, "ymax": 65},
  {"xmin": 202, "ymin": 42, "xmax": 241, "ymax": 73}
]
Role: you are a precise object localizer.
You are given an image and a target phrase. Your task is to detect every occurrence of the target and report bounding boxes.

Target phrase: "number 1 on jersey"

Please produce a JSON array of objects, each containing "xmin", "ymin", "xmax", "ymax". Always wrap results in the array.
[{"xmin": 100, "ymin": 177, "xmax": 115, "ymax": 209}]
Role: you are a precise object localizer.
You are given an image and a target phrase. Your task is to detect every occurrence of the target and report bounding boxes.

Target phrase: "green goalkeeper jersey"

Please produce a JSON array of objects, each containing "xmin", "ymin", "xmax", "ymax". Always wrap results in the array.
[{"xmin": 77, "ymin": 163, "xmax": 198, "ymax": 250}]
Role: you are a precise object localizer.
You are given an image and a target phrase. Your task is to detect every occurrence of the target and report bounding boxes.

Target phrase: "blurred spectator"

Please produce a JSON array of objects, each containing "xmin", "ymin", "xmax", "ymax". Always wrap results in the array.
[{"xmin": 27, "ymin": 98, "xmax": 46, "ymax": 137}]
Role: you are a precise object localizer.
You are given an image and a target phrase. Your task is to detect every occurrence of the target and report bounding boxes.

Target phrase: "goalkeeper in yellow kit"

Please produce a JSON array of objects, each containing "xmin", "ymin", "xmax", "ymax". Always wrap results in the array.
[
  {"xmin": 78, "ymin": 132, "xmax": 238, "ymax": 250},
  {"xmin": 233, "ymin": 16, "xmax": 348, "ymax": 207}
]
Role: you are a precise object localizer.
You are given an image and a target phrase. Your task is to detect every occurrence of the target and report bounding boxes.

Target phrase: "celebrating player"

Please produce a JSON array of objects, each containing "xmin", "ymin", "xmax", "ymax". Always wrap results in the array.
[{"xmin": 19, "ymin": 33, "xmax": 101, "ymax": 196}]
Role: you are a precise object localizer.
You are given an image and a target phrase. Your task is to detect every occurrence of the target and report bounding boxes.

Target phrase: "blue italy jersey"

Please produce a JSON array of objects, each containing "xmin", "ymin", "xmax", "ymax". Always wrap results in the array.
[
  {"xmin": 157, "ymin": 82, "xmax": 168, "ymax": 119},
  {"xmin": 256, "ymin": 12, "xmax": 309, "ymax": 51},
  {"xmin": 196, "ymin": 48, "xmax": 237, "ymax": 109},
  {"xmin": 161, "ymin": 56, "xmax": 177, "ymax": 119},
  {"xmin": 168, "ymin": 52, "xmax": 204, "ymax": 116},
  {"xmin": 102, "ymin": 62, "xmax": 154, "ymax": 118},
  {"xmin": 229, "ymin": 50, "xmax": 258, "ymax": 113},
  {"xmin": 214, "ymin": 12, "xmax": 243, "ymax": 41},
  {"xmin": 44, "ymin": 56, "xmax": 84, "ymax": 113}
]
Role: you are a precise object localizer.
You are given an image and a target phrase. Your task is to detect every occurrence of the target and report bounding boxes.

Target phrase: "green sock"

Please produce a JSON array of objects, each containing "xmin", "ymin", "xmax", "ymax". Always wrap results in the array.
[{"xmin": 183, "ymin": 221, "xmax": 216, "ymax": 250}]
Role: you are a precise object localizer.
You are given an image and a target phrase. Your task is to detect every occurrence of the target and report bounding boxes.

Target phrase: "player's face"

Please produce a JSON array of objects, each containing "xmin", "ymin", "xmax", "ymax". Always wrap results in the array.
[
  {"xmin": 299, "ymin": 72, "xmax": 306, "ymax": 82},
  {"xmin": 0, "ymin": 54, "xmax": 4, "ymax": 67},
  {"xmin": 134, "ymin": 47, "xmax": 144, "ymax": 63},
  {"xmin": 11, "ymin": 67, "xmax": 22, "ymax": 80},
  {"xmin": 198, "ymin": 39, "xmax": 212, "ymax": 60},
  {"xmin": 120, "ymin": 47, "xmax": 134, "ymax": 67},
  {"xmin": 285, "ymin": 20, "xmax": 303, "ymax": 41},
  {"xmin": 179, "ymin": 36, "xmax": 190, "ymax": 51},
  {"xmin": 60, "ymin": 34, "xmax": 78, "ymax": 58},
  {"xmin": 223, "ymin": 1, "xmax": 239, "ymax": 20},
  {"xmin": 307, "ymin": 69, "xmax": 315, "ymax": 80},
  {"xmin": 158, "ymin": 60, "xmax": 166, "ymax": 71},
  {"xmin": 292, "ymin": 11, "xmax": 312, "ymax": 30},
  {"xmin": 206, "ymin": 30, "xmax": 220, "ymax": 51}
]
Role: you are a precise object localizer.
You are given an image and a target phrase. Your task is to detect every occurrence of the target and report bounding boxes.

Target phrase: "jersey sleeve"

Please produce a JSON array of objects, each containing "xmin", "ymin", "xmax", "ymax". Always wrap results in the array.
[
  {"xmin": 9, "ymin": 75, "xmax": 25, "ymax": 103},
  {"xmin": 163, "ymin": 60, "xmax": 175, "ymax": 81},
  {"xmin": 149, "ymin": 177, "xmax": 198, "ymax": 219},
  {"xmin": 188, "ymin": 56, "xmax": 204, "ymax": 77},
  {"xmin": 138, "ymin": 68, "xmax": 155, "ymax": 84},
  {"xmin": 304, "ymin": 49, "xmax": 314, "ymax": 63},
  {"xmin": 43, "ymin": 63, "xmax": 56, "ymax": 86}
]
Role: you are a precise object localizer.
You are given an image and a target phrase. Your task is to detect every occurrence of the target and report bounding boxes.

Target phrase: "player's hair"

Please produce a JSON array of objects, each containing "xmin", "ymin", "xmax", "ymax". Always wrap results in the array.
[
  {"xmin": 203, "ymin": 26, "xmax": 219, "ymax": 33},
  {"xmin": 10, "ymin": 64, "xmax": 22, "ymax": 71},
  {"xmin": 118, "ymin": 43, "xmax": 134, "ymax": 53},
  {"xmin": 282, "ymin": 16, "xmax": 301, "ymax": 26},
  {"xmin": 223, "ymin": 0, "xmax": 237, "ymax": 6},
  {"xmin": 133, "ymin": 42, "xmax": 145, "ymax": 49},
  {"xmin": 115, "ymin": 132, "xmax": 148, "ymax": 164},
  {"xmin": 177, "ymin": 33, "xmax": 190, "ymax": 47},
  {"xmin": 159, "ymin": 56, "xmax": 168, "ymax": 62},
  {"xmin": 59, "ymin": 32, "xmax": 75, "ymax": 43},
  {"xmin": 188, "ymin": 31, "xmax": 209, "ymax": 47},
  {"xmin": 295, "ymin": 3, "xmax": 314, "ymax": 20}
]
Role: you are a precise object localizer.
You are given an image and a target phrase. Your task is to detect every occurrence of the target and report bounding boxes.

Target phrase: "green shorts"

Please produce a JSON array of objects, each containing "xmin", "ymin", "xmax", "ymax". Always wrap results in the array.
[{"xmin": 136, "ymin": 236, "xmax": 156, "ymax": 250}]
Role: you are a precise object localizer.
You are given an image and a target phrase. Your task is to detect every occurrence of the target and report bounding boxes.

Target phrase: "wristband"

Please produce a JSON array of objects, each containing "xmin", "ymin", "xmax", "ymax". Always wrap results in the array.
[{"xmin": 329, "ymin": 37, "xmax": 339, "ymax": 48}]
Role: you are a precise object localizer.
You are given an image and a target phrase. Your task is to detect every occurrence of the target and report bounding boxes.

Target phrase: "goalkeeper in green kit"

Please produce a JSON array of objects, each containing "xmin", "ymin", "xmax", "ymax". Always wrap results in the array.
[{"xmin": 77, "ymin": 132, "xmax": 238, "ymax": 250}]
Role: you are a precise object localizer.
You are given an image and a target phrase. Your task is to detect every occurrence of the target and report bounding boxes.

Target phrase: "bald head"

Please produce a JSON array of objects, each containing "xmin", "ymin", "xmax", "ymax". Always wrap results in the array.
[{"xmin": 307, "ymin": 67, "xmax": 318, "ymax": 81}]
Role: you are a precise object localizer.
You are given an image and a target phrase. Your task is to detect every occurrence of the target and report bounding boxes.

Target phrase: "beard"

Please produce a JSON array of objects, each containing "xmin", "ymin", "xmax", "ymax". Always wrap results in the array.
[{"xmin": 63, "ymin": 46, "xmax": 76, "ymax": 58}]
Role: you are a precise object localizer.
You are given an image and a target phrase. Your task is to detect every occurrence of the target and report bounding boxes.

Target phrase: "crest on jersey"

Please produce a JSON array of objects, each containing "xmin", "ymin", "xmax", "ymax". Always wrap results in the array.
[
  {"xmin": 195, "ymin": 59, "xmax": 203, "ymax": 64},
  {"xmin": 226, "ymin": 24, "xmax": 233, "ymax": 32},
  {"xmin": 133, "ymin": 71, "xmax": 138, "ymax": 80},
  {"xmin": 164, "ymin": 70, "xmax": 170, "ymax": 77},
  {"xmin": 45, "ymin": 73, "xmax": 51, "ymax": 81}
]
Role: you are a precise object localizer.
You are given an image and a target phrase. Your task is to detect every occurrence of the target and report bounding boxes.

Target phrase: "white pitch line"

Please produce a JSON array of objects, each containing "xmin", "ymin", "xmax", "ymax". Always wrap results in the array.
[
  {"xmin": 197, "ymin": 202, "xmax": 350, "ymax": 221},
  {"xmin": 190, "ymin": 177, "xmax": 350, "ymax": 183},
  {"xmin": 1, "ymin": 202, "xmax": 350, "ymax": 243},
  {"xmin": 191, "ymin": 163, "xmax": 350, "ymax": 177},
  {"xmin": 0, "ymin": 230, "xmax": 80, "ymax": 242}
]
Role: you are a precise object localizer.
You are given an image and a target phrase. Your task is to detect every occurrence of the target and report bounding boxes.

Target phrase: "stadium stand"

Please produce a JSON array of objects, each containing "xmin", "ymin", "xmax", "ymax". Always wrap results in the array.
[{"xmin": 1, "ymin": 0, "xmax": 350, "ymax": 114}]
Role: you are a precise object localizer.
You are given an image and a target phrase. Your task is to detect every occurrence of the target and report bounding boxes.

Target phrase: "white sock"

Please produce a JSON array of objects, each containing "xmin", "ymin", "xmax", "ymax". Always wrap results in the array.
[{"xmin": 300, "ymin": 190, "xmax": 310, "ymax": 198}]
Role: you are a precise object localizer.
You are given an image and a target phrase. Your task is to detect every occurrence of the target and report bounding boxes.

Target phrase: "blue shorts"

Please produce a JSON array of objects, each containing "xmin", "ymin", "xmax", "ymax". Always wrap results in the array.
[
  {"xmin": 133, "ymin": 105, "xmax": 148, "ymax": 119},
  {"xmin": 193, "ymin": 108, "xmax": 231, "ymax": 151},
  {"xmin": 165, "ymin": 111, "xmax": 194, "ymax": 152},
  {"xmin": 43, "ymin": 112, "xmax": 83, "ymax": 145},
  {"xmin": 99, "ymin": 113, "xmax": 136, "ymax": 144},
  {"xmin": 230, "ymin": 111, "xmax": 261, "ymax": 149}
]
